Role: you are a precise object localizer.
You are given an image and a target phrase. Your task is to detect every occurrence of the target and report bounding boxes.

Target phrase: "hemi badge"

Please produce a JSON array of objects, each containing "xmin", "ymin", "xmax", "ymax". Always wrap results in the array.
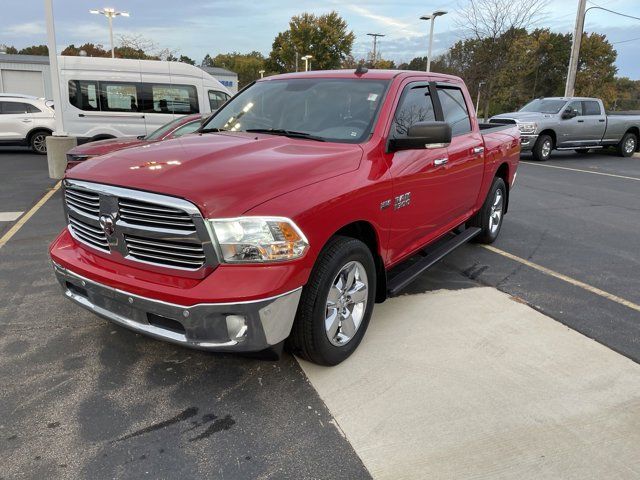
[{"xmin": 380, "ymin": 199, "xmax": 391, "ymax": 210}]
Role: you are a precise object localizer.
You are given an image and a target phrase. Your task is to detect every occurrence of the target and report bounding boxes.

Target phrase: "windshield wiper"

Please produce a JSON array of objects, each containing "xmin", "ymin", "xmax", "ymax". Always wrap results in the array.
[
  {"xmin": 245, "ymin": 128, "xmax": 326, "ymax": 142},
  {"xmin": 199, "ymin": 127, "xmax": 228, "ymax": 133}
]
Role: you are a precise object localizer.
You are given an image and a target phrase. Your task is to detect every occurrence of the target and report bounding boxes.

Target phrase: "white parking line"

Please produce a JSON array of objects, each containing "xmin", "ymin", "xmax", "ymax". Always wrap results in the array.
[
  {"xmin": 0, "ymin": 212, "xmax": 23, "ymax": 222},
  {"xmin": 520, "ymin": 161, "xmax": 640, "ymax": 181},
  {"xmin": 482, "ymin": 244, "xmax": 640, "ymax": 313},
  {"xmin": 0, "ymin": 182, "xmax": 60, "ymax": 250}
]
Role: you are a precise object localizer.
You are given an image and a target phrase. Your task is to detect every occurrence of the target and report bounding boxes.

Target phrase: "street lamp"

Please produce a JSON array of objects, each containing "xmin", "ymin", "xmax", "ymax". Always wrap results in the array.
[
  {"xmin": 420, "ymin": 10, "xmax": 447, "ymax": 72},
  {"xmin": 89, "ymin": 7, "xmax": 130, "ymax": 58},
  {"xmin": 301, "ymin": 55, "xmax": 313, "ymax": 72},
  {"xmin": 259, "ymin": 69, "xmax": 265, "ymax": 78}
]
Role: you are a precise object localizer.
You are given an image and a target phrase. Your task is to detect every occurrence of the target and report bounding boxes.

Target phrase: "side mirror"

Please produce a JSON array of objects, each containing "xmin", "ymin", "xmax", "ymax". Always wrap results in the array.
[
  {"xmin": 388, "ymin": 121, "xmax": 452, "ymax": 152},
  {"xmin": 561, "ymin": 108, "xmax": 577, "ymax": 119}
]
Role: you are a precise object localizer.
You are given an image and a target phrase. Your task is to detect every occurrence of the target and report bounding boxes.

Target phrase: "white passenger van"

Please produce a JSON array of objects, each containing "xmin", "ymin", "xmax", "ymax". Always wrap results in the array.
[{"xmin": 59, "ymin": 56, "xmax": 231, "ymax": 141}]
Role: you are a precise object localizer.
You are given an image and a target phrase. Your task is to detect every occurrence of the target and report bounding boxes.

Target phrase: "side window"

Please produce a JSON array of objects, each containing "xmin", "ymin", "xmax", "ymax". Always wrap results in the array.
[
  {"xmin": 208, "ymin": 90, "xmax": 229, "ymax": 110},
  {"xmin": 147, "ymin": 84, "xmax": 198, "ymax": 114},
  {"xmin": 68, "ymin": 80, "xmax": 99, "ymax": 111},
  {"xmin": 583, "ymin": 101, "xmax": 601, "ymax": 116},
  {"xmin": 437, "ymin": 87, "xmax": 471, "ymax": 136},
  {"xmin": 392, "ymin": 84, "xmax": 436, "ymax": 137},
  {"xmin": 27, "ymin": 104, "xmax": 42, "ymax": 113},
  {"xmin": 99, "ymin": 82, "xmax": 140, "ymax": 112},
  {"xmin": 567, "ymin": 100, "xmax": 583, "ymax": 116},
  {"xmin": 1, "ymin": 102, "xmax": 30, "ymax": 114},
  {"xmin": 172, "ymin": 120, "xmax": 201, "ymax": 138}
]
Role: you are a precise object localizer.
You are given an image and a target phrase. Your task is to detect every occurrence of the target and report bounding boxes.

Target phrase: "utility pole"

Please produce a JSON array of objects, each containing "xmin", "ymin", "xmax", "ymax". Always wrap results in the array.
[
  {"xmin": 565, "ymin": 0, "xmax": 587, "ymax": 97},
  {"xmin": 366, "ymin": 33, "xmax": 385, "ymax": 67}
]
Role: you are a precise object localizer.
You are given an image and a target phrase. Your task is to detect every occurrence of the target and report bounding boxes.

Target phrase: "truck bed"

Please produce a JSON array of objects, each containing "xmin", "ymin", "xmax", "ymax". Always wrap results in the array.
[{"xmin": 478, "ymin": 122, "xmax": 515, "ymax": 133}]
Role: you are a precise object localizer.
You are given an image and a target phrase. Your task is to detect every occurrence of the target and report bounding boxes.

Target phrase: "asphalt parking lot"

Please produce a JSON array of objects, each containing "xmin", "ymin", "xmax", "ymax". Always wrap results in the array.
[{"xmin": 1, "ymin": 149, "xmax": 639, "ymax": 479}]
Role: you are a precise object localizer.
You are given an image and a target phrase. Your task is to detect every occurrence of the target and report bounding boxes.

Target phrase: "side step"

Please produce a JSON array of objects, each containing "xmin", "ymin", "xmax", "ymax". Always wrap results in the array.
[{"xmin": 387, "ymin": 227, "xmax": 481, "ymax": 296}]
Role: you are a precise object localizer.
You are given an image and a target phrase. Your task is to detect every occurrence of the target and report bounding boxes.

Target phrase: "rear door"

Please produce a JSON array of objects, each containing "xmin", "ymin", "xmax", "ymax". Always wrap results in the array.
[
  {"xmin": 581, "ymin": 100, "xmax": 606, "ymax": 143},
  {"xmin": 0, "ymin": 101, "xmax": 33, "ymax": 140},
  {"xmin": 435, "ymin": 85, "xmax": 485, "ymax": 220}
]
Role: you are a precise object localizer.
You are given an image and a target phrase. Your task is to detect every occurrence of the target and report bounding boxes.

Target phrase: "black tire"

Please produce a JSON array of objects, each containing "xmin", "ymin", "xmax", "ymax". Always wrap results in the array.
[
  {"xmin": 617, "ymin": 132, "xmax": 637, "ymax": 157},
  {"xmin": 575, "ymin": 149, "xmax": 590, "ymax": 154},
  {"xmin": 29, "ymin": 130, "xmax": 50, "ymax": 154},
  {"xmin": 287, "ymin": 236, "xmax": 376, "ymax": 366},
  {"xmin": 469, "ymin": 177, "xmax": 507, "ymax": 244},
  {"xmin": 532, "ymin": 134, "xmax": 553, "ymax": 161}
]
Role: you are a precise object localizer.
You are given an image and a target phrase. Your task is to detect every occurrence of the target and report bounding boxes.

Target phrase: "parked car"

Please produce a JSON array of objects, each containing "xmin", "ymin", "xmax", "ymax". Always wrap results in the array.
[
  {"xmin": 65, "ymin": 113, "xmax": 206, "ymax": 170},
  {"xmin": 0, "ymin": 94, "xmax": 55, "ymax": 154},
  {"xmin": 59, "ymin": 56, "xmax": 230, "ymax": 141},
  {"xmin": 50, "ymin": 69, "xmax": 520, "ymax": 365},
  {"xmin": 490, "ymin": 97, "xmax": 640, "ymax": 161}
]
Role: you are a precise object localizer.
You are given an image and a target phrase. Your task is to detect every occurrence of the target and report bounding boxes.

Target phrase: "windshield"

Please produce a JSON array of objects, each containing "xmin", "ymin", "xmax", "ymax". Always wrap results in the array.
[
  {"xmin": 202, "ymin": 78, "xmax": 389, "ymax": 143},
  {"xmin": 145, "ymin": 116, "xmax": 194, "ymax": 140},
  {"xmin": 519, "ymin": 99, "xmax": 567, "ymax": 114}
]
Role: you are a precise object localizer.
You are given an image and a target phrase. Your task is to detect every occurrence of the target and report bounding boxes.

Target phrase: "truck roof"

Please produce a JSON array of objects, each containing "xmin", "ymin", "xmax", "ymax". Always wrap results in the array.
[
  {"xmin": 260, "ymin": 69, "xmax": 464, "ymax": 83},
  {"xmin": 538, "ymin": 96, "xmax": 600, "ymax": 102}
]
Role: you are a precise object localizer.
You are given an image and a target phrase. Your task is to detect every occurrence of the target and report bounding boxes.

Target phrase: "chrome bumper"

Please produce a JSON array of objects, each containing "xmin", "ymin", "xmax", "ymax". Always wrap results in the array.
[
  {"xmin": 520, "ymin": 135, "xmax": 537, "ymax": 151},
  {"xmin": 53, "ymin": 262, "xmax": 301, "ymax": 352}
]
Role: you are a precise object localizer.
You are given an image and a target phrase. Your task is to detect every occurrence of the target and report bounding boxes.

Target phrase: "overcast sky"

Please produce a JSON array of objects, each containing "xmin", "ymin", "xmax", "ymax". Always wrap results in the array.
[{"xmin": 3, "ymin": 0, "xmax": 639, "ymax": 79}]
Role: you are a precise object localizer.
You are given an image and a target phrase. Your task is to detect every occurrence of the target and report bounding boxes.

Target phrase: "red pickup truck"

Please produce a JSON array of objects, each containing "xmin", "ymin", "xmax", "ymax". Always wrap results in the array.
[{"xmin": 50, "ymin": 69, "xmax": 519, "ymax": 365}]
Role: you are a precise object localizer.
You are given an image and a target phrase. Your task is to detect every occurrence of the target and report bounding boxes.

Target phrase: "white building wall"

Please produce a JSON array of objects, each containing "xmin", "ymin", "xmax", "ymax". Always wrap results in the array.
[{"xmin": 0, "ymin": 61, "xmax": 52, "ymax": 98}]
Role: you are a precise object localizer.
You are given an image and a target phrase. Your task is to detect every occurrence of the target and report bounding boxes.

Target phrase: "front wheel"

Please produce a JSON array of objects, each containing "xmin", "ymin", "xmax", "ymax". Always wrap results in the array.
[
  {"xmin": 30, "ymin": 131, "xmax": 50, "ymax": 154},
  {"xmin": 288, "ymin": 236, "xmax": 376, "ymax": 366},
  {"xmin": 469, "ymin": 177, "xmax": 507, "ymax": 244},
  {"xmin": 532, "ymin": 134, "xmax": 553, "ymax": 161},
  {"xmin": 617, "ymin": 132, "xmax": 637, "ymax": 157}
]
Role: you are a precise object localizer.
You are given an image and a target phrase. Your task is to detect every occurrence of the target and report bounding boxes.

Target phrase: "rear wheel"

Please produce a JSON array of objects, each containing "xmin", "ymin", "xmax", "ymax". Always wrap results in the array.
[
  {"xmin": 288, "ymin": 236, "xmax": 376, "ymax": 366},
  {"xmin": 532, "ymin": 134, "xmax": 553, "ymax": 161},
  {"xmin": 469, "ymin": 177, "xmax": 507, "ymax": 244},
  {"xmin": 29, "ymin": 130, "xmax": 50, "ymax": 154},
  {"xmin": 575, "ymin": 148, "xmax": 590, "ymax": 154},
  {"xmin": 617, "ymin": 132, "xmax": 637, "ymax": 157}
]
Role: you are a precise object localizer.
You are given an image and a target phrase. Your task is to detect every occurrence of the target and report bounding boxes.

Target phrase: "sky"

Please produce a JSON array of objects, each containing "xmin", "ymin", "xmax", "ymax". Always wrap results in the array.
[{"xmin": 2, "ymin": 0, "xmax": 639, "ymax": 79}]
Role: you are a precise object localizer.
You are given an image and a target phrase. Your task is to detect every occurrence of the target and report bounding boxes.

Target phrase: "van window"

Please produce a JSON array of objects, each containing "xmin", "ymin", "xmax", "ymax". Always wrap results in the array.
[
  {"xmin": 208, "ymin": 90, "xmax": 230, "ymax": 110},
  {"xmin": 147, "ymin": 84, "xmax": 198, "ymax": 114},
  {"xmin": 68, "ymin": 80, "xmax": 99, "ymax": 111},
  {"xmin": 100, "ymin": 82, "xmax": 140, "ymax": 112},
  {"xmin": 437, "ymin": 87, "xmax": 472, "ymax": 136}
]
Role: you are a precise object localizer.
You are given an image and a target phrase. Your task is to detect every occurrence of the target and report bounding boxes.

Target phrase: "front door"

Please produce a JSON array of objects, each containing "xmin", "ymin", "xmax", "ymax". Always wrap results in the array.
[{"xmin": 557, "ymin": 100, "xmax": 584, "ymax": 146}]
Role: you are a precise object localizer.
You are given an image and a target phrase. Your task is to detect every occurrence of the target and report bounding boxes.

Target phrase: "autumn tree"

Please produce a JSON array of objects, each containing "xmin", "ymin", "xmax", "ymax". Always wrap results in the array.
[
  {"xmin": 62, "ymin": 43, "xmax": 110, "ymax": 57},
  {"xmin": 268, "ymin": 11, "xmax": 354, "ymax": 72}
]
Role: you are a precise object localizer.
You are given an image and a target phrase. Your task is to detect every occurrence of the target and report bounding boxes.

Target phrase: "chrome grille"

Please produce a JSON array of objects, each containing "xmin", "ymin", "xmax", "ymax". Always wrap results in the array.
[
  {"xmin": 65, "ymin": 187, "xmax": 100, "ymax": 216},
  {"xmin": 118, "ymin": 198, "xmax": 196, "ymax": 232},
  {"xmin": 63, "ymin": 179, "xmax": 215, "ymax": 274},
  {"xmin": 125, "ymin": 235, "xmax": 206, "ymax": 269},
  {"xmin": 68, "ymin": 216, "xmax": 109, "ymax": 251}
]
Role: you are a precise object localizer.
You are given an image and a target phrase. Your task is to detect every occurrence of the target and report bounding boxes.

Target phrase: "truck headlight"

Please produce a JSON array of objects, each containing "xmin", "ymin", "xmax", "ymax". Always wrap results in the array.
[
  {"xmin": 518, "ymin": 122, "xmax": 537, "ymax": 135},
  {"xmin": 207, "ymin": 217, "xmax": 309, "ymax": 263}
]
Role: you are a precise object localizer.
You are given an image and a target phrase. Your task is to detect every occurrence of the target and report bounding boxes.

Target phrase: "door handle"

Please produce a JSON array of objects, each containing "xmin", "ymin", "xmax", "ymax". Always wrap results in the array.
[
  {"xmin": 598, "ymin": 119, "xmax": 605, "ymax": 122},
  {"xmin": 577, "ymin": 119, "xmax": 584, "ymax": 123},
  {"xmin": 472, "ymin": 146, "xmax": 484, "ymax": 154},
  {"xmin": 78, "ymin": 114, "xmax": 85, "ymax": 117},
  {"xmin": 434, "ymin": 157, "xmax": 448, "ymax": 166},
  {"xmin": 21, "ymin": 119, "xmax": 32, "ymax": 123}
]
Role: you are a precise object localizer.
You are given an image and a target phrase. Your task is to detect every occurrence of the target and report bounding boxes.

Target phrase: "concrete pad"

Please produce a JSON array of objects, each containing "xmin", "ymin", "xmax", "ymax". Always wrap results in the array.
[
  {"xmin": 0, "ymin": 211, "xmax": 23, "ymax": 222},
  {"xmin": 299, "ymin": 287, "xmax": 640, "ymax": 479}
]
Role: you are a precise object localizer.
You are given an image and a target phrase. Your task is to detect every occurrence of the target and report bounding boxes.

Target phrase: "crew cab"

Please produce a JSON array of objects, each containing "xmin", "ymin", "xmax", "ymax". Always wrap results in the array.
[
  {"xmin": 491, "ymin": 97, "xmax": 640, "ymax": 161},
  {"xmin": 49, "ymin": 69, "xmax": 520, "ymax": 365}
]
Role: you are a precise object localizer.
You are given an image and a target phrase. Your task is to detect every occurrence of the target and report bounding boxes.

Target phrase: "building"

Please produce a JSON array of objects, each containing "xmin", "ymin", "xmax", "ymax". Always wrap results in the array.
[
  {"xmin": 0, "ymin": 54, "xmax": 239, "ymax": 98},
  {"xmin": 199, "ymin": 66, "xmax": 238, "ymax": 93},
  {"xmin": 0, "ymin": 54, "xmax": 52, "ymax": 98}
]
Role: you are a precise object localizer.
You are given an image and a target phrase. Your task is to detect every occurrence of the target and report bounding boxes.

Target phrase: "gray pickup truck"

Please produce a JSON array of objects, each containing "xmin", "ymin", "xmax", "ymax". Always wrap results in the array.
[{"xmin": 490, "ymin": 97, "xmax": 640, "ymax": 161}]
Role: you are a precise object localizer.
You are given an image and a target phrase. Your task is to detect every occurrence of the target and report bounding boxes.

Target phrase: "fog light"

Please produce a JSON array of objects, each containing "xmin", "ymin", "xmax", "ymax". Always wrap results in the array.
[{"xmin": 226, "ymin": 315, "xmax": 248, "ymax": 340}]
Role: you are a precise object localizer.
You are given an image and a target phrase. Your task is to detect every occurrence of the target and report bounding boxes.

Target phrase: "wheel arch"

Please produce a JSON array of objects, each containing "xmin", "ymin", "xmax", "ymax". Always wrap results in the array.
[
  {"xmin": 333, "ymin": 220, "xmax": 387, "ymax": 303},
  {"xmin": 495, "ymin": 162, "xmax": 510, "ymax": 214},
  {"xmin": 26, "ymin": 127, "xmax": 53, "ymax": 143},
  {"xmin": 538, "ymin": 129, "xmax": 556, "ymax": 147},
  {"xmin": 625, "ymin": 127, "xmax": 639, "ymax": 151}
]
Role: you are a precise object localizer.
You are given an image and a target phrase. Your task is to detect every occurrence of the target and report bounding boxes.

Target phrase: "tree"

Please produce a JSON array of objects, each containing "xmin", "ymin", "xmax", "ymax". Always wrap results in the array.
[
  {"xmin": 268, "ymin": 11, "xmax": 354, "ymax": 72},
  {"xmin": 61, "ymin": 43, "xmax": 110, "ymax": 57},
  {"xmin": 575, "ymin": 33, "xmax": 617, "ymax": 107},
  {"xmin": 18, "ymin": 45, "xmax": 49, "ymax": 56},
  {"xmin": 398, "ymin": 56, "xmax": 428, "ymax": 71},
  {"xmin": 207, "ymin": 51, "xmax": 266, "ymax": 88},
  {"xmin": 1, "ymin": 44, "xmax": 18, "ymax": 54},
  {"xmin": 178, "ymin": 55, "xmax": 195, "ymax": 65}
]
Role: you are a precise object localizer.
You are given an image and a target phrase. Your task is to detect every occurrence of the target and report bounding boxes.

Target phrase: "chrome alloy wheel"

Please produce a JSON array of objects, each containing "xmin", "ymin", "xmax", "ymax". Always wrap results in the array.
[
  {"xmin": 325, "ymin": 261, "xmax": 368, "ymax": 347},
  {"xmin": 625, "ymin": 136, "xmax": 636, "ymax": 154},
  {"xmin": 489, "ymin": 189, "xmax": 504, "ymax": 235},
  {"xmin": 541, "ymin": 139, "xmax": 552, "ymax": 159},
  {"xmin": 32, "ymin": 133, "xmax": 48, "ymax": 153}
]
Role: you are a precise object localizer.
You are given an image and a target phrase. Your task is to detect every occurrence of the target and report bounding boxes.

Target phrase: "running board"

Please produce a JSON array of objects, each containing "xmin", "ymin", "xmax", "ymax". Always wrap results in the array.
[
  {"xmin": 556, "ymin": 145, "xmax": 604, "ymax": 150},
  {"xmin": 387, "ymin": 227, "xmax": 481, "ymax": 296}
]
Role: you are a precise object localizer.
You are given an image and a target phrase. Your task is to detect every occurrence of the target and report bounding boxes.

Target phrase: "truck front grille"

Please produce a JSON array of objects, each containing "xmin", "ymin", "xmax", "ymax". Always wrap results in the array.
[{"xmin": 62, "ymin": 180, "xmax": 216, "ymax": 274}]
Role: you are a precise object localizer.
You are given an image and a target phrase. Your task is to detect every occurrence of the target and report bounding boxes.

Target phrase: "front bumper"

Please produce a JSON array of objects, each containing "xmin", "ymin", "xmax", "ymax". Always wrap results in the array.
[
  {"xmin": 53, "ymin": 262, "xmax": 302, "ymax": 352},
  {"xmin": 520, "ymin": 134, "xmax": 537, "ymax": 151}
]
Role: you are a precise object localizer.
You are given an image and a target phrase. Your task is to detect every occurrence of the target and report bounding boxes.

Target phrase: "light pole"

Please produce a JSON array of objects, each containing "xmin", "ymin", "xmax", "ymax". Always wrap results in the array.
[
  {"xmin": 89, "ymin": 7, "xmax": 130, "ymax": 58},
  {"xmin": 420, "ymin": 10, "xmax": 447, "ymax": 72},
  {"xmin": 259, "ymin": 69, "xmax": 265, "ymax": 79},
  {"xmin": 301, "ymin": 55, "xmax": 313, "ymax": 72},
  {"xmin": 475, "ymin": 81, "xmax": 485, "ymax": 115},
  {"xmin": 366, "ymin": 33, "xmax": 385, "ymax": 67}
]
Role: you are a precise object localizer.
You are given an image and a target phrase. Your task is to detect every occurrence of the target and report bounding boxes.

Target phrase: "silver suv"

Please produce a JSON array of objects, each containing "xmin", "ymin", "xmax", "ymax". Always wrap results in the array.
[{"xmin": 0, "ymin": 94, "xmax": 56, "ymax": 154}]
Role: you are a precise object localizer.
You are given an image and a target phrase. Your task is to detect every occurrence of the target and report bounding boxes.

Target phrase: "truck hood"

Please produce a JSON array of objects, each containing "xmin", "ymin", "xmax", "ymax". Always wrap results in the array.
[
  {"xmin": 67, "ymin": 132, "xmax": 363, "ymax": 218},
  {"xmin": 491, "ymin": 111, "xmax": 554, "ymax": 122}
]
